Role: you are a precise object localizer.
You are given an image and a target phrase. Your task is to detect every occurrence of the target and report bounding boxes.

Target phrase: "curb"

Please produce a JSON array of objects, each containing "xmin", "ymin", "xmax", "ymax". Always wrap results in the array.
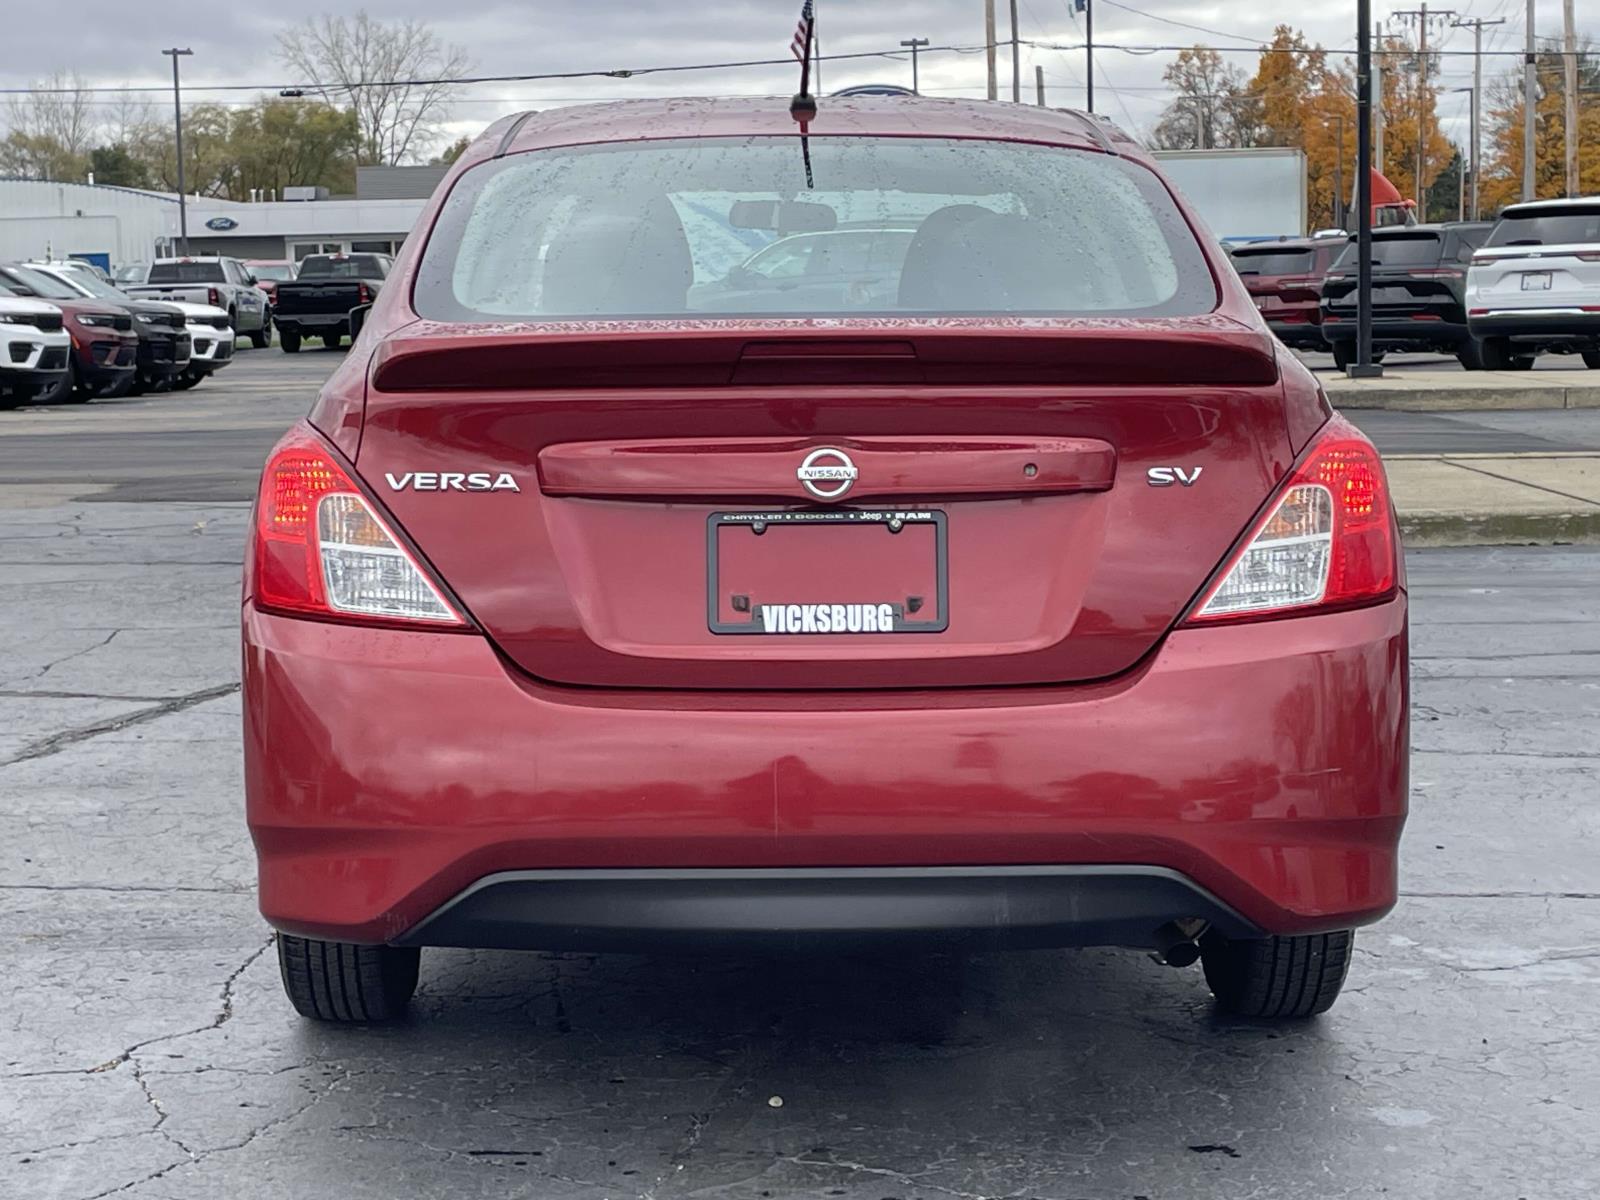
[
  {"xmin": 1328, "ymin": 385, "xmax": 1600, "ymax": 412},
  {"xmin": 1399, "ymin": 509, "xmax": 1600, "ymax": 547}
]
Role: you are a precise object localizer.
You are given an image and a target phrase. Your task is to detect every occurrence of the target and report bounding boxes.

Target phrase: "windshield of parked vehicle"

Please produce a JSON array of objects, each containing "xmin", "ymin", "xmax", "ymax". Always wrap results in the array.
[
  {"xmin": 415, "ymin": 136, "xmax": 1216, "ymax": 320},
  {"xmin": 1230, "ymin": 248, "xmax": 1315, "ymax": 275},
  {"xmin": 149, "ymin": 261, "xmax": 227, "ymax": 283},
  {"xmin": 249, "ymin": 264, "xmax": 297, "ymax": 281},
  {"xmin": 39, "ymin": 268, "xmax": 132, "ymax": 303},
  {"xmin": 0, "ymin": 264, "xmax": 85, "ymax": 300},
  {"xmin": 1486, "ymin": 206, "xmax": 1600, "ymax": 247},
  {"xmin": 113, "ymin": 263, "xmax": 148, "ymax": 284},
  {"xmin": 297, "ymin": 255, "xmax": 386, "ymax": 278},
  {"xmin": 1332, "ymin": 233, "xmax": 1443, "ymax": 269}
]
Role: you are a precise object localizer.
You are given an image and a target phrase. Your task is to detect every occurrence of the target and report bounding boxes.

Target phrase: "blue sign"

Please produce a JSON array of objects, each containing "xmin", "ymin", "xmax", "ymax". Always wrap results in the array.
[{"xmin": 205, "ymin": 216, "xmax": 239, "ymax": 231}]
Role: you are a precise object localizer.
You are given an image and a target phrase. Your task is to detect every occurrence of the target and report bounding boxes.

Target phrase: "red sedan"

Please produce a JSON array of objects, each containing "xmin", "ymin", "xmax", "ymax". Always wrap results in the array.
[{"xmin": 244, "ymin": 98, "xmax": 1407, "ymax": 1024}]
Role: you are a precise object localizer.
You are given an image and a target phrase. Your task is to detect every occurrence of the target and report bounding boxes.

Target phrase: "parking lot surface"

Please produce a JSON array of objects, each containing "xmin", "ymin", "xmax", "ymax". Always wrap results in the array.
[{"xmin": 3, "ymin": 349, "xmax": 1598, "ymax": 1199}]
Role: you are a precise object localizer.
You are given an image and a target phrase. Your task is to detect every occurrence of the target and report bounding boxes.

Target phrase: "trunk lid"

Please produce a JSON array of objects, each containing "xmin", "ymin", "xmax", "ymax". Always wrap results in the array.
[{"xmin": 352, "ymin": 325, "xmax": 1291, "ymax": 690}]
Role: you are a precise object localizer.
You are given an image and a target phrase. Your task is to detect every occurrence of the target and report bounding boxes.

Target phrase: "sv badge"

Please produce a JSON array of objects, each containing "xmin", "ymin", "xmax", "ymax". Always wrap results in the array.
[{"xmin": 1146, "ymin": 466, "xmax": 1204, "ymax": 488}]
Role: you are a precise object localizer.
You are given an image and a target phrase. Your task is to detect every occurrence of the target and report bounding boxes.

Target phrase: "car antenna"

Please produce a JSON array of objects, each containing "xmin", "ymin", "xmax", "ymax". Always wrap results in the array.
[{"xmin": 788, "ymin": 1, "xmax": 818, "ymax": 188}]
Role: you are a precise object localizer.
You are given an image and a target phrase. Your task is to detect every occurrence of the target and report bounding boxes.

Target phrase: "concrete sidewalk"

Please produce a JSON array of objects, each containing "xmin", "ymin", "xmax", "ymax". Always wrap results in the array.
[
  {"xmin": 1326, "ymin": 367, "xmax": 1600, "ymax": 411},
  {"xmin": 1387, "ymin": 452, "xmax": 1600, "ymax": 545}
]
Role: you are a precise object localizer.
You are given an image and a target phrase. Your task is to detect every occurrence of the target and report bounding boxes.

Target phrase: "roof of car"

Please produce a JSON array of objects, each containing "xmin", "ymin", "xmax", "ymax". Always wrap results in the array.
[
  {"xmin": 1499, "ymin": 196, "xmax": 1600, "ymax": 214},
  {"xmin": 476, "ymin": 97, "xmax": 1143, "ymax": 164},
  {"xmin": 1231, "ymin": 238, "xmax": 1321, "ymax": 253}
]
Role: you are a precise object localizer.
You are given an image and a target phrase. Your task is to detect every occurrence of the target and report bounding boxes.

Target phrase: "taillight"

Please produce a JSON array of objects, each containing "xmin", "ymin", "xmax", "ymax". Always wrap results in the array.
[
  {"xmin": 1184, "ymin": 416, "xmax": 1397, "ymax": 625},
  {"xmin": 1575, "ymin": 252, "xmax": 1600, "ymax": 263},
  {"xmin": 253, "ymin": 426, "xmax": 467, "ymax": 629},
  {"xmin": 208, "ymin": 286, "xmax": 220, "ymax": 306},
  {"xmin": 358, "ymin": 282, "xmax": 372, "ymax": 304}
]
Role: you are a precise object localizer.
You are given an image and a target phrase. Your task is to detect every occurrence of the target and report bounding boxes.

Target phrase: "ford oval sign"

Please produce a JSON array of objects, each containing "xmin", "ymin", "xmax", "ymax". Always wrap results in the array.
[{"xmin": 204, "ymin": 216, "xmax": 238, "ymax": 231}]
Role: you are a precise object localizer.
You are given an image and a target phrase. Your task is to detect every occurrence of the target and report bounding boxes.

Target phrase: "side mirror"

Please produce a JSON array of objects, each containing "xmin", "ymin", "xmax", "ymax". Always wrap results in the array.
[{"xmin": 348, "ymin": 302, "xmax": 372, "ymax": 341}]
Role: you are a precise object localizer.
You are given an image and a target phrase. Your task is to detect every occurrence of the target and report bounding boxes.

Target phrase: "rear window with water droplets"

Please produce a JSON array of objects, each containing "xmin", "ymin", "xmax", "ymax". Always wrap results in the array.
[{"xmin": 413, "ymin": 137, "xmax": 1217, "ymax": 322}]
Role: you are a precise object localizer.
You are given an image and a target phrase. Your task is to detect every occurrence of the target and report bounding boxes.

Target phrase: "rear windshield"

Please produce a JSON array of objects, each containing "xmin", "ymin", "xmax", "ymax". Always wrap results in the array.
[
  {"xmin": 1230, "ymin": 248, "xmax": 1314, "ymax": 275},
  {"xmin": 1333, "ymin": 233, "xmax": 1443, "ymax": 269},
  {"xmin": 149, "ymin": 261, "xmax": 226, "ymax": 283},
  {"xmin": 414, "ymin": 136, "xmax": 1216, "ymax": 321},
  {"xmin": 297, "ymin": 255, "xmax": 386, "ymax": 278},
  {"xmin": 250, "ymin": 264, "xmax": 296, "ymax": 281},
  {"xmin": 1486, "ymin": 206, "xmax": 1600, "ymax": 247}
]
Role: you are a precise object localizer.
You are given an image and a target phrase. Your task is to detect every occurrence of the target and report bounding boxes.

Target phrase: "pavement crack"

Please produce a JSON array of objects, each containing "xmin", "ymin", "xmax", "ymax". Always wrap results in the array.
[
  {"xmin": 1, "ymin": 681, "xmax": 239, "ymax": 765},
  {"xmin": 35, "ymin": 629, "xmax": 120, "ymax": 679}
]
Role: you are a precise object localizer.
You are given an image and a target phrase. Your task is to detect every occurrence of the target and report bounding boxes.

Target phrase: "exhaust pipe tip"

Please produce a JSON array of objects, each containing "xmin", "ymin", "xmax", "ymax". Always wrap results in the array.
[{"xmin": 1150, "ymin": 918, "xmax": 1208, "ymax": 968}]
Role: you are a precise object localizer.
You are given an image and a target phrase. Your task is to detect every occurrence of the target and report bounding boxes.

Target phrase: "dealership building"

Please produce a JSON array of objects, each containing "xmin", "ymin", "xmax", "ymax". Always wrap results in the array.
[{"xmin": 0, "ymin": 166, "xmax": 441, "ymax": 270}]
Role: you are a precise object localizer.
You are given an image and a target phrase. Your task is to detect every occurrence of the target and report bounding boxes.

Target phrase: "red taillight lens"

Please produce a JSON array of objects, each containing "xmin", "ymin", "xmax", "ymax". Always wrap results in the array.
[
  {"xmin": 208, "ymin": 286, "xmax": 220, "ymax": 306},
  {"xmin": 253, "ymin": 425, "xmax": 467, "ymax": 629},
  {"xmin": 1184, "ymin": 417, "xmax": 1397, "ymax": 625},
  {"xmin": 358, "ymin": 281, "xmax": 372, "ymax": 304}
]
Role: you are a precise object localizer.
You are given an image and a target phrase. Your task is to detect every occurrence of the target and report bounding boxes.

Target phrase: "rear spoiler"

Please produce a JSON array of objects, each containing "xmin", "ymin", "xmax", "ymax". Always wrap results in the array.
[{"xmin": 369, "ymin": 324, "xmax": 1280, "ymax": 392}]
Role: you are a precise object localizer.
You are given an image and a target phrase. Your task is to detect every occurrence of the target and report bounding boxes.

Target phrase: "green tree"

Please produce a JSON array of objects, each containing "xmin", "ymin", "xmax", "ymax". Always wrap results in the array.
[
  {"xmin": 231, "ymin": 100, "xmax": 358, "ymax": 198},
  {"xmin": 429, "ymin": 134, "xmax": 471, "ymax": 166},
  {"xmin": 88, "ymin": 144, "xmax": 151, "ymax": 189}
]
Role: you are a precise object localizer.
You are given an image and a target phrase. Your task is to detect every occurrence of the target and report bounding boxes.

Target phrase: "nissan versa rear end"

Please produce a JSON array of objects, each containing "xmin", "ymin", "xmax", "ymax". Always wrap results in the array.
[{"xmin": 243, "ymin": 99, "xmax": 1407, "ymax": 1024}]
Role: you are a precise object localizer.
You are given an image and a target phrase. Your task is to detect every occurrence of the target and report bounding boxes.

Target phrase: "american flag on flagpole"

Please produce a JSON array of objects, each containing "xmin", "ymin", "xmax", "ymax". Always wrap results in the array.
[{"xmin": 790, "ymin": 0, "xmax": 815, "ymax": 62}]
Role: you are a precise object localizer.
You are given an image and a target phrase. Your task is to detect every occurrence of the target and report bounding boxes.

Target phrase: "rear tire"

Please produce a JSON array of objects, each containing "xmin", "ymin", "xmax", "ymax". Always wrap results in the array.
[
  {"xmin": 1201, "ymin": 929, "xmax": 1354, "ymax": 1018},
  {"xmin": 277, "ymin": 934, "xmax": 420, "ymax": 1023},
  {"xmin": 1582, "ymin": 351, "xmax": 1600, "ymax": 370},
  {"xmin": 1330, "ymin": 341, "xmax": 1354, "ymax": 371},
  {"xmin": 279, "ymin": 329, "xmax": 301, "ymax": 354},
  {"xmin": 250, "ymin": 318, "xmax": 271, "ymax": 349},
  {"xmin": 1457, "ymin": 339, "xmax": 1488, "ymax": 371},
  {"xmin": 322, "ymin": 332, "xmax": 342, "ymax": 349},
  {"xmin": 1479, "ymin": 337, "xmax": 1535, "ymax": 371}
]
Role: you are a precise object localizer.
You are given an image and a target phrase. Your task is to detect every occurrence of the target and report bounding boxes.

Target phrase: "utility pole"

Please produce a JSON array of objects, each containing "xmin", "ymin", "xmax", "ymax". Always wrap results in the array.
[
  {"xmin": 1523, "ymin": 0, "xmax": 1536, "ymax": 200},
  {"xmin": 1354, "ymin": 0, "xmax": 1382, "ymax": 378},
  {"xmin": 1009, "ymin": 0, "xmax": 1021, "ymax": 102},
  {"xmin": 900, "ymin": 37, "xmax": 929, "ymax": 95},
  {"xmin": 1452, "ymin": 16, "xmax": 1505, "ymax": 220},
  {"xmin": 985, "ymin": 0, "xmax": 998, "ymax": 101},
  {"xmin": 1564, "ymin": 0, "xmax": 1578, "ymax": 196},
  {"xmin": 161, "ymin": 48, "xmax": 193, "ymax": 255},
  {"xmin": 1036, "ymin": 64, "xmax": 1046, "ymax": 106},
  {"xmin": 1373, "ymin": 20, "xmax": 1385, "ymax": 172},
  {"xmin": 1084, "ymin": 0, "xmax": 1095, "ymax": 113},
  {"xmin": 1393, "ymin": 4, "xmax": 1455, "ymax": 220}
]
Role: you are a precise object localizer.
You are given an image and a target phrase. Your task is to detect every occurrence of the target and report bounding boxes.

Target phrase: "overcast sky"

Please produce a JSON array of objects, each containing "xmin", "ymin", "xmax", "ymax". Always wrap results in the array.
[{"xmin": 2, "ymin": 0, "xmax": 1594, "ymax": 153}]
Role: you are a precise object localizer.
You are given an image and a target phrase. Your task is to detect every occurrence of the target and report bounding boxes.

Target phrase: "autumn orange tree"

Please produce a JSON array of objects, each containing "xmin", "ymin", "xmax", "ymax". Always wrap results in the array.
[
  {"xmin": 1244, "ymin": 27, "xmax": 1359, "ymax": 230},
  {"xmin": 1373, "ymin": 34, "xmax": 1456, "ymax": 215},
  {"xmin": 1478, "ymin": 46, "xmax": 1600, "ymax": 213}
]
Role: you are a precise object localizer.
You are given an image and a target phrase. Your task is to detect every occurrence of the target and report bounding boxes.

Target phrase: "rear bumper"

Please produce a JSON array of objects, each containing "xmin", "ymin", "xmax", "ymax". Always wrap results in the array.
[
  {"xmin": 244, "ymin": 595, "xmax": 1409, "ymax": 948},
  {"xmin": 1467, "ymin": 310, "xmax": 1600, "ymax": 345},
  {"xmin": 275, "ymin": 314, "xmax": 349, "ymax": 332},
  {"xmin": 396, "ymin": 866, "xmax": 1262, "ymax": 952},
  {"xmin": 1324, "ymin": 317, "xmax": 1470, "ymax": 348}
]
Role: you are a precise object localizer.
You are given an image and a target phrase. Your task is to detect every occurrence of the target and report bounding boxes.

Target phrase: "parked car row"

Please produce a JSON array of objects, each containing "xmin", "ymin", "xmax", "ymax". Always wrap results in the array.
[
  {"xmin": 1233, "ymin": 196, "xmax": 1600, "ymax": 371},
  {"xmin": 0, "ymin": 259, "xmax": 239, "ymax": 408}
]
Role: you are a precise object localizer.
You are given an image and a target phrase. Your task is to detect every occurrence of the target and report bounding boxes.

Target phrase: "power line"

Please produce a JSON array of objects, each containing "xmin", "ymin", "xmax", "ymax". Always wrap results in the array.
[{"xmin": 0, "ymin": 42, "xmax": 988, "ymax": 96}]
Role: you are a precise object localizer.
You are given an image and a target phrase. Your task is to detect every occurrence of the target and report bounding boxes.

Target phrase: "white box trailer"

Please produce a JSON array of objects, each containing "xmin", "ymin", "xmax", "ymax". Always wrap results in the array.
[{"xmin": 1150, "ymin": 147, "xmax": 1308, "ymax": 244}]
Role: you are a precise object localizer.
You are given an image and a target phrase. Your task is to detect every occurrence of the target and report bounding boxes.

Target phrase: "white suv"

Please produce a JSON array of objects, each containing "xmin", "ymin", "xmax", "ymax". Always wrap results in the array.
[
  {"xmin": 0, "ymin": 294, "xmax": 71, "ymax": 409},
  {"xmin": 1466, "ymin": 198, "xmax": 1600, "ymax": 369}
]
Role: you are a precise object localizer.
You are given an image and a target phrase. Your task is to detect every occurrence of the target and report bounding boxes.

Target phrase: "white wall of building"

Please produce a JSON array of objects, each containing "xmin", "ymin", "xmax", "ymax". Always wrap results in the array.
[
  {"xmin": 1151, "ymin": 148, "xmax": 1309, "ymax": 242},
  {"xmin": 0, "ymin": 180, "xmax": 179, "ymax": 265}
]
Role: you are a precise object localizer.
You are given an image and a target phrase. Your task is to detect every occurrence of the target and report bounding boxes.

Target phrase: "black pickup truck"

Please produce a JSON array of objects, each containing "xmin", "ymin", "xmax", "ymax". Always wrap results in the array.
[{"xmin": 270, "ymin": 253, "xmax": 392, "ymax": 353}]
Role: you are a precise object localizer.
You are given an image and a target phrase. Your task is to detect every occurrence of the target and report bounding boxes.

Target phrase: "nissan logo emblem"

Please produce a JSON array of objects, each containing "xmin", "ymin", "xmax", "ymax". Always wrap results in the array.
[{"xmin": 796, "ymin": 447, "xmax": 859, "ymax": 500}]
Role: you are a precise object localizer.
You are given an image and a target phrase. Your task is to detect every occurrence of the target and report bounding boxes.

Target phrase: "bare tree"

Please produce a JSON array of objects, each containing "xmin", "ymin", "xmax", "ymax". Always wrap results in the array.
[
  {"xmin": 1148, "ymin": 48, "xmax": 1256, "ymax": 150},
  {"xmin": 0, "ymin": 71, "xmax": 97, "ymax": 180},
  {"xmin": 277, "ymin": 11, "xmax": 471, "ymax": 165}
]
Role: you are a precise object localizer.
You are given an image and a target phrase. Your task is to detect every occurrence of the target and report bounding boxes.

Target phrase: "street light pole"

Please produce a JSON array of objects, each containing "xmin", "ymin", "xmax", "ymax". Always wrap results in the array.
[{"xmin": 162, "ymin": 48, "xmax": 194, "ymax": 255}]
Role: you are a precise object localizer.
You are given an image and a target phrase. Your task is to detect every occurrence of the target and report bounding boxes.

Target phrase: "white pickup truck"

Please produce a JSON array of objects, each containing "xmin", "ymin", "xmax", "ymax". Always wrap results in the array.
[{"xmin": 125, "ymin": 256, "xmax": 272, "ymax": 347}]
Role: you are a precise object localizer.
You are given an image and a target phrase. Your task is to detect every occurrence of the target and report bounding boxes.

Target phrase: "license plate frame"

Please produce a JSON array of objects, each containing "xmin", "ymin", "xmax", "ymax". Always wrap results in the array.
[
  {"xmin": 1521, "ymin": 272, "xmax": 1553, "ymax": 291},
  {"xmin": 707, "ymin": 509, "xmax": 949, "ymax": 635}
]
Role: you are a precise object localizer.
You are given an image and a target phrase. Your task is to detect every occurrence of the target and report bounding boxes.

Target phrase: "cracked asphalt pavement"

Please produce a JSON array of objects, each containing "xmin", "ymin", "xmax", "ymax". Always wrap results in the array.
[{"xmin": 2, "ymin": 353, "xmax": 1598, "ymax": 1199}]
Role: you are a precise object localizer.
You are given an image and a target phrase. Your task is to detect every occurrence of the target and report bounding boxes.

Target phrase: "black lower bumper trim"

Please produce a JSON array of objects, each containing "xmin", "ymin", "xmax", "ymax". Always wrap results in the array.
[{"xmin": 393, "ymin": 865, "xmax": 1264, "ymax": 952}]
